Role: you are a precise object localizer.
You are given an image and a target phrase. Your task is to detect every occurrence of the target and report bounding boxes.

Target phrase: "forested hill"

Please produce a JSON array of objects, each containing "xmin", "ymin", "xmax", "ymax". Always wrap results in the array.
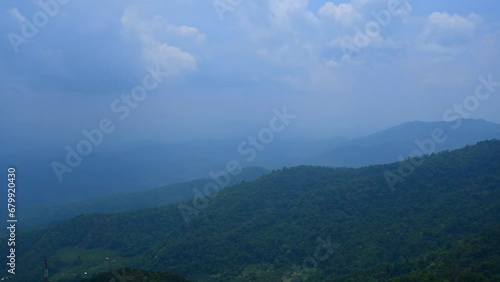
[
  {"xmin": 11, "ymin": 140, "xmax": 500, "ymax": 281},
  {"xmin": 19, "ymin": 166, "xmax": 269, "ymax": 229}
]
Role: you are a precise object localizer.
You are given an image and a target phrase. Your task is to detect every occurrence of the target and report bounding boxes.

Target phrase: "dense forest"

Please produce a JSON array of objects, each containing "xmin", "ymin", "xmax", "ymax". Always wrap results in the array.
[
  {"xmin": 6, "ymin": 140, "xmax": 500, "ymax": 281},
  {"xmin": 81, "ymin": 267, "xmax": 191, "ymax": 282}
]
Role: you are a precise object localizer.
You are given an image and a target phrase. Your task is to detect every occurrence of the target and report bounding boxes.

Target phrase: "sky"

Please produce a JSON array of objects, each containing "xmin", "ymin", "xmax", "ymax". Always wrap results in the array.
[{"xmin": 1, "ymin": 0, "xmax": 500, "ymax": 152}]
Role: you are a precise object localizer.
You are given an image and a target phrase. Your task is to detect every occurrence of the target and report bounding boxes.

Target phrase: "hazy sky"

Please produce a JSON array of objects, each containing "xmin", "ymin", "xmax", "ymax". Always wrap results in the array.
[{"xmin": 1, "ymin": 0, "xmax": 500, "ymax": 152}]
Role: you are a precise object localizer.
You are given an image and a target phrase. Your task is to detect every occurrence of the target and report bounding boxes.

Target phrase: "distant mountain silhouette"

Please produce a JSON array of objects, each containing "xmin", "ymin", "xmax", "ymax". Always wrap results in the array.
[
  {"xmin": 310, "ymin": 119, "xmax": 500, "ymax": 166},
  {"xmin": 4, "ymin": 119, "xmax": 498, "ymax": 207}
]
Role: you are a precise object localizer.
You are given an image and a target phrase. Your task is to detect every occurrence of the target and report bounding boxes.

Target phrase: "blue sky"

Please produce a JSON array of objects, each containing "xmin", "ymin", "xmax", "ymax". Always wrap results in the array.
[{"xmin": 1, "ymin": 0, "xmax": 499, "ymax": 151}]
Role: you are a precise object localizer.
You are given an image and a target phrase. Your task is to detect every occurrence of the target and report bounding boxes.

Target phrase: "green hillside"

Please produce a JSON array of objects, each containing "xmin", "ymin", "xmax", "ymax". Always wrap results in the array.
[
  {"xmin": 81, "ymin": 267, "xmax": 191, "ymax": 282},
  {"xmin": 19, "ymin": 166, "xmax": 269, "ymax": 229},
  {"xmin": 10, "ymin": 140, "xmax": 500, "ymax": 281}
]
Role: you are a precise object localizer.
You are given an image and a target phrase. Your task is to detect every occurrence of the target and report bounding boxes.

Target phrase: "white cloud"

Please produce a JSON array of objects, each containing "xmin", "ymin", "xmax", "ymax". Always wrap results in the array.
[
  {"xmin": 268, "ymin": 0, "xmax": 318, "ymax": 28},
  {"xmin": 145, "ymin": 15, "xmax": 206, "ymax": 43},
  {"xmin": 419, "ymin": 12, "xmax": 482, "ymax": 53},
  {"xmin": 175, "ymin": 25, "xmax": 206, "ymax": 43},
  {"xmin": 121, "ymin": 8, "xmax": 201, "ymax": 74},
  {"xmin": 269, "ymin": 0, "xmax": 308, "ymax": 20},
  {"xmin": 140, "ymin": 36, "xmax": 197, "ymax": 74},
  {"xmin": 232, "ymin": 0, "xmax": 415, "ymax": 87},
  {"xmin": 318, "ymin": 2, "xmax": 361, "ymax": 26},
  {"xmin": 318, "ymin": 0, "xmax": 411, "ymax": 26}
]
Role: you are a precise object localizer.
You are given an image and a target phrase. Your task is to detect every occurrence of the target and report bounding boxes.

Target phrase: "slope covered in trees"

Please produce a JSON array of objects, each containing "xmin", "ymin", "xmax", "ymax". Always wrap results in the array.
[
  {"xmin": 81, "ymin": 267, "xmax": 191, "ymax": 282},
  {"xmin": 9, "ymin": 140, "xmax": 500, "ymax": 281},
  {"xmin": 19, "ymin": 166, "xmax": 268, "ymax": 228}
]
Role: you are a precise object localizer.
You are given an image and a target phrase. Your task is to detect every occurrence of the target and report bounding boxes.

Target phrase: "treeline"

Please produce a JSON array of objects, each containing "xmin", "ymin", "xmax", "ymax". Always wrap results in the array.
[
  {"xmin": 10, "ymin": 140, "xmax": 500, "ymax": 281},
  {"xmin": 80, "ymin": 267, "xmax": 191, "ymax": 282}
]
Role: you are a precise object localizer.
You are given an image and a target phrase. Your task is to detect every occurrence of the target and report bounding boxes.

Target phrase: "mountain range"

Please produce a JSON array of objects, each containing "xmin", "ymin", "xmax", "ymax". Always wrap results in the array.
[
  {"xmin": 10, "ymin": 139, "xmax": 500, "ymax": 281},
  {"xmin": 4, "ymin": 119, "xmax": 499, "ymax": 209}
]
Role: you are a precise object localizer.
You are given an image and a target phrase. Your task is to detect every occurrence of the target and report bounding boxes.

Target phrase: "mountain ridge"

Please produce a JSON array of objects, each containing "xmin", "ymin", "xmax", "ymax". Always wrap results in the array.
[
  {"xmin": 11, "ymin": 139, "xmax": 500, "ymax": 281},
  {"xmin": 309, "ymin": 119, "xmax": 500, "ymax": 166}
]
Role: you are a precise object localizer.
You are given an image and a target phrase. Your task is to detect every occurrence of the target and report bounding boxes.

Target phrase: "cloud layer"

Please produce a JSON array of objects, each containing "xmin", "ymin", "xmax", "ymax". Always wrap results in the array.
[{"xmin": 1, "ymin": 0, "xmax": 499, "ymax": 151}]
